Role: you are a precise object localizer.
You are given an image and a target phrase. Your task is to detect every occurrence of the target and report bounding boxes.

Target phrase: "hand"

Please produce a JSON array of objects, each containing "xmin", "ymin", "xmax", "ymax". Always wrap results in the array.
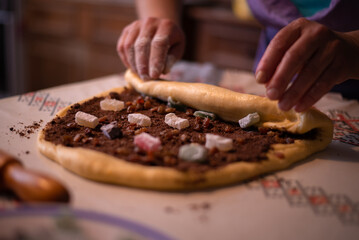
[
  {"xmin": 117, "ymin": 17, "xmax": 185, "ymax": 80},
  {"xmin": 255, "ymin": 18, "xmax": 359, "ymax": 112}
]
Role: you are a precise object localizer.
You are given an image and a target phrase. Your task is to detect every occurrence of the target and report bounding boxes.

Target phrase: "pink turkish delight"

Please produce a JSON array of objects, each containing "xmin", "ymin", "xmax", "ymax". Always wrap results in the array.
[{"xmin": 134, "ymin": 132, "xmax": 161, "ymax": 152}]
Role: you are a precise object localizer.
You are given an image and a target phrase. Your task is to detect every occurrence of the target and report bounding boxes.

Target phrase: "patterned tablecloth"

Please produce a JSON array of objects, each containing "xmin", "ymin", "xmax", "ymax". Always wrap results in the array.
[{"xmin": 0, "ymin": 62, "xmax": 358, "ymax": 240}]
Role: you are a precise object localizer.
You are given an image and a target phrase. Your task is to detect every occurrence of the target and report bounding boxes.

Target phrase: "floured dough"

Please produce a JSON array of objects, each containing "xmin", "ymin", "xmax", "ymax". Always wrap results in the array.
[{"xmin": 37, "ymin": 70, "xmax": 333, "ymax": 191}]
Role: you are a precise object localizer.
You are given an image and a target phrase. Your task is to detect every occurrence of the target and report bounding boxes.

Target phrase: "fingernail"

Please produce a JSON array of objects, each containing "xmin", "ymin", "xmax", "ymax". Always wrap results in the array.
[
  {"xmin": 255, "ymin": 71, "xmax": 266, "ymax": 83},
  {"xmin": 163, "ymin": 55, "xmax": 176, "ymax": 74},
  {"xmin": 266, "ymin": 88, "xmax": 279, "ymax": 100}
]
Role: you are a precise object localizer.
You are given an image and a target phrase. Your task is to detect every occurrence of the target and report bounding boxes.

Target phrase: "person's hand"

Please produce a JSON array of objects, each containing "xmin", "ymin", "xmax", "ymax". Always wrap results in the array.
[
  {"xmin": 117, "ymin": 17, "xmax": 185, "ymax": 80},
  {"xmin": 255, "ymin": 18, "xmax": 359, "ymax": 112}
]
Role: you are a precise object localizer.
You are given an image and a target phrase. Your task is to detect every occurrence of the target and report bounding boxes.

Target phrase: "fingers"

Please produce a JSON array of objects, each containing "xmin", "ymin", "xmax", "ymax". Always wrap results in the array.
[
  {"xmin": 117, "ymin": 18, "xmax": 185, "ymax": 80},
  {"xmin": 265, "ymin": 34, "xmax": 318, "ymax": 100},
  {"xmin": 118, "ymin": 21, "xmax": 140, "ymax": 73},
  {"xmin": 255, "ymin": 18, "xmax": 352, "ymax": 112},
  {"xmin": 117, "ymin": 26, "xmax": 131, "ymax": 69},
  {"xmin": 294, "ymin": 62, "xmax": 340, "ymax": 112},
  {"xmin": 278, "ymin": 43, "xmax": 335, "ymax": 111},
  {"xmin": 255, "ymin": 19, "xmax": 303, "ymax": 85},
  {"xmin": 135, "ymin": 19, "xmax": 158, "ymax": 79},
  {"xmin": 149, "ymin": 19, "xmax": 184, "ymax": 79}
]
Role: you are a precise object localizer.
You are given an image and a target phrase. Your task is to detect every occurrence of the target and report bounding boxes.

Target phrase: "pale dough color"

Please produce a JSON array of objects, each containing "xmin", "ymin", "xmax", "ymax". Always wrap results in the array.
[{"xmin": 37, "ymin": 70, "xmax": 333, "ymax": 191}]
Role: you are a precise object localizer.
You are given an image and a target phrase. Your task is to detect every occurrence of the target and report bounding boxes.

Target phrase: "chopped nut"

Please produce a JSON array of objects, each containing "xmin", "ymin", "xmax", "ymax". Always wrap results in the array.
[
  {"xmin": 136, "ymin": 97, "xmax": 144, "ymax": 104},
  {"xmin": 224, "ymin": 125, "xmax": 234, "ymax": 133},
  {"xmin": 84, "ymin": 128, "xmax": 93, "ymax": 136},
  {"xmin": 194, "ymin": 123, "xmax": 201, "ymax": 131},
  {"xmin": 195, "ymin": 116, "xmax": 202, "ymax": 124},
  {"xmin": 127, "ymin": 105, "xmax": 136, "ymax": 113},
  {"xmin": 66, "ymin": 122, "xmax": 77, "ymax": 129},
  {"xmin": 115, "ymin": 147, "xmax": 130, "ymax": 156},
  {"xmin": 180, "ymin": 133, "xmax": 189, "ymax": 142},
  {"xmin": 202, "ymin": 118, "xmax": 211, "ymax": 128},
  {"xmin": 165, "ymin": 107, "xmax": 176, "ymax": 113},
  {"xmin": 144, "ymin": 100, "xmax": 152, "ymax": 109},
  {"xmin": 145, "ymin": 151, "xmax": 155, "ymax": 163},
  {"xmin": 163, "ymin": 155, "xmax": 177, "ymax": 166},
  {"xmin": 185, "ymin": 108, "xmax": 194, "ymax": 116},
  {"xmin": 73, "ymin": 133, "xmax": 83, "ymax": 142},
  {"xmin": 171, "ymin": 129, "xmax": 180, "ymax": 135},
  {"xmin": 62, "ymin": 135, "xmax": 72, "ymax": 146},
  {"xmin": 135, "ymin": 103, "xmax": 143, "ymax": 111},
  {"xmin": 267, "ymin": 131, "xmax": 276, "ymax": 136},
  {"xmin": 150, "ymin": 107, "xmax": 158, "ymax": 112},
  {"xmin": 209, "ymin": 147, "xmax": 219, "ymax": 155},
  {"xmin": 98, "ymin": 116, "xmax": 108, "ymax": 123},
  {"xmin": 258, "ymin": 127, "xmax": 269, "ymax": 134},
  {"xmin": 92, "ymin": 138, "xmax": 100, "ymax": 146},
  {"xmin": 82, "ymin": 137, "xmax": 92, "ymax": 143},
  {"xmin": 157, "ymin": 105, "xmax": 166, "ymax": 114},
  {"xmin": 135, "ymin": 128, "xmax": 148, "ymax": 135}
]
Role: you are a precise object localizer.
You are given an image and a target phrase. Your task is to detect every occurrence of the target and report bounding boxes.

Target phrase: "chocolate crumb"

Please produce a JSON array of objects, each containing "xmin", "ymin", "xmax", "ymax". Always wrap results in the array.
[{"xmin": 9, "ymin": 120, "xmax": 43, "ymax": 139}]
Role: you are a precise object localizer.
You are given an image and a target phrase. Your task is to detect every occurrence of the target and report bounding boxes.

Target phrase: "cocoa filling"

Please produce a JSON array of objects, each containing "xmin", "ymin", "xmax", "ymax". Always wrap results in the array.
[{"xmin": 43, "ymin": 88, "xmax": 315, "ymax": 172}]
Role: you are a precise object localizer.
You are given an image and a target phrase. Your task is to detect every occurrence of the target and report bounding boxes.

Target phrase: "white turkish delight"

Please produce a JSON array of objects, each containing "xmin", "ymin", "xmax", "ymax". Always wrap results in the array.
[
  {"xmin": 178, "ymin": 143, "xmax": 208, "ymax": 162},
  {"xmin": 100, "ymin": 98, "xmax": 125, "ymax": 111},
  {"xmin": 164, "ymin": 113, "xmax": 189, "ymax": 130},
  {"xmin": 128, "ymin": 113, "xmax": 151, "ymax": 127},
  {"xmin": 101, "ymin": 121, "xmax": 122, "ymax": 139},
  {"xmin": 238, "ymin": 112, "xmax": 260, "ymax": 128},
  {"xmin": 75, "ymin": 111, "xmax": 99, "ymax": 128},
  {"xmin": 205, "ymin": 133, "xmax": 233, "ymax": 151},
  {"xmin": 134, "ymin": 132, "xmax": 161, "ymax": 152}
]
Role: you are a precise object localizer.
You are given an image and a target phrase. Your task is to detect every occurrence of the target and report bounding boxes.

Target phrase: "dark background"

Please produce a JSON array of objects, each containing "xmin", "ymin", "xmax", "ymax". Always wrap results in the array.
[{"xmin": 0, "ymin": 0, "xmax": 261, "ymax": 97}]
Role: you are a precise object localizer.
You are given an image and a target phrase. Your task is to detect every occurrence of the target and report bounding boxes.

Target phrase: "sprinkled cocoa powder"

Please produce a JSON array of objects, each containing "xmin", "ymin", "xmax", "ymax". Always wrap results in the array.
[
  {"xmin": 10, "ymin": 120, "xmax": 43, "ymax": 139},
  {"xmin": 43, "ymin": 88, "xmax": 315, "ymax": 172}
]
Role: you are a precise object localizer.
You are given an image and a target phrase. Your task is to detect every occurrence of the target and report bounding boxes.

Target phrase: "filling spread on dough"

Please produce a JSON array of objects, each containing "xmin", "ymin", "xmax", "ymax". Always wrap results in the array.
[{"xmin": 43, "ymin": 88, "xmax": 315, "ymax": 172}]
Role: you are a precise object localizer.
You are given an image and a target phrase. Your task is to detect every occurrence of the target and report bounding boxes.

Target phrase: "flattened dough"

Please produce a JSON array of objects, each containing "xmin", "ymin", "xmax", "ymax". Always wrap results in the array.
[{"xmin": 37, "ymin": 70, "xmax": 333, "ymax": 191}]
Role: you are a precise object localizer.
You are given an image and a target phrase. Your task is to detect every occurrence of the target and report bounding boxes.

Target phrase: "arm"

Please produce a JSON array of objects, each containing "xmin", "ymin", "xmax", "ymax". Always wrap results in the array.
[
  {"xmin": 255, "ymin": 18, "xmax": 359, "ymax": 112},
  {"xmin": 117, "ymin": 0, "xmax": 185, "ymax": 80},
  {"xmin": 136, "ymin": 0, "xmax": 181, "ymax": 23}
]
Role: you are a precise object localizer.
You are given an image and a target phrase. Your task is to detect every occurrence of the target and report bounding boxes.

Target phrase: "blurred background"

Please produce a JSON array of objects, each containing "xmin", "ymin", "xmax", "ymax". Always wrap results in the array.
[{"xmin": 0, "ymin": 0, "xmax": 261, "ymax": 97}]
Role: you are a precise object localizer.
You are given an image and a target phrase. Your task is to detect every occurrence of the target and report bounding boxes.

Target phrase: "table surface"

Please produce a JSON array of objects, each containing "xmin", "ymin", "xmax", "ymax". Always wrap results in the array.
[{"xmin": 1, "ymin": 62, "xmax": 359, "ymax": 240}]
